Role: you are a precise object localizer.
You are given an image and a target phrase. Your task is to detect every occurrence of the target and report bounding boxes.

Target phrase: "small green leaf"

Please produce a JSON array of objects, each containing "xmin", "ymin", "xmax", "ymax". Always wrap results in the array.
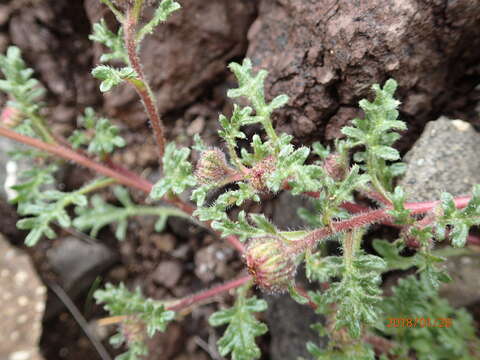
[
  {"xmin": 0, "ymin": 46, "xmax": 45, "ymax": 116},
  {"xmin": 137, "ymin": 0, "xmax": 181, "ymax": 41},
  {"xmin": 372, "ymin": 145, "xmax": 400, "ymax": 161},
  {"xmin": 92, "ymin": 65, "xmax": 137, "ymax": 92},
  {"xmin": 75, "ymin": 186, "xmax": 186, "ymax": 241},
  {"xmin": 89, "ymin": 19, "xmax": 128, "ymax": 63},
  {"xmin": 70, "ymin": 108, "xmax": 126, "ymax": 155},
  {"xmin": 209, "ymin": 290, "xmax": 268, "ymax": 360},
  {"xmin": 150, "ymin": 143, "xmax": 196, "ymax": 199}
]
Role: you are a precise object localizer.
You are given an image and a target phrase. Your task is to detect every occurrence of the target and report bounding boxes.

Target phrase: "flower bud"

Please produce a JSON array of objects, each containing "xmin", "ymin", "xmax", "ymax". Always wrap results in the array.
[
  {"xmin": 195, "ymin": 148, "xmax": 233, "ymax": 185},
  {"xmin": 121, "ymin": 316, "xmax": 146, "ymax": 346},
  {"xmin": 323, "ymin": 153, "xmax": 346, "ymax": 180},
  {"xmin": 1, "ymin": 106, "xmax": 23, "ymax": 128},
  {"xmin": 248, "ymin": 156, "xmax": 276, "ymax": 192},
  {"xmin": 244, "ymin": 235, "xmax": 296, "ymax": 293}
]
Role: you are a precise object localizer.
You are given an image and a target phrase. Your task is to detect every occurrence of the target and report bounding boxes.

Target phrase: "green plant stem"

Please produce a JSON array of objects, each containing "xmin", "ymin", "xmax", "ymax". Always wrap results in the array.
[
  {"xmin": 124, "ymin": 5, "xmax": 166, "ymax": 161},
  {"xmin": 78, "ymin": 177, "xmax": 117, "ymax": 195},
  {"xmin": 262, "ymin": 117, "xmax": 278, "ymax": 144},
  {"xmin": 0, "ymin": 126, "xmax": 246, "ymax": 253},
  {"xmin": 226, "ymin": 142, "xmax": 247, "ymax": 172},
  {"xmin": 126, "ymin": 205, "xmax": 191, "ymax": 221},
  {"xmin": 100, "ymin": 0, "xmax": 124, "ymax": 22},
  {"xmin": 30, "ymin": 113, "xmax": 56, "ymax": 144},
  {"xmin": 367, "ymin": 152, "xmax": 391, "ymax": 204},
  {"xmin": 343, "ymin": 231, "xmax": 355, "ymax": 271},
  {"xmin": 166, "ymin": 274, "xmax": 252, "ymax": 312},
  {"xmin": 132, "ymin": 0, "xmax": 145, "ymax": 19}
]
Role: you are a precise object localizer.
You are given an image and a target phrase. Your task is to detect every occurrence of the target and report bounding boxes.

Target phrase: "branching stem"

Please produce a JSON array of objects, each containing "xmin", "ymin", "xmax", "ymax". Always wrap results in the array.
[
  {"xmin": 124, "ymin": 5, "xmax": 166, "ymax": 161},
  {"xmin": 166, "ymin": 274, "xmax": 252, "ymax": 312},
  {"xmin": 0, "ymin": 126, "xmax": 245, "ymax": 252},
  {"xmin": 295, "ymin": 196, "xmax": 471, "ymax": 252}
]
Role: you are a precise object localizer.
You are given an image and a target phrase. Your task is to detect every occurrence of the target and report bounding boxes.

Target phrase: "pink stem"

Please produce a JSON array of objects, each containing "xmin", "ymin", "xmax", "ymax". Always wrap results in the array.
[
  {"xmin": 0, "ymin": 126, "xmax": 245, "ymax": 253},
  {"xmin": 0, "ymin": 126, "xmax": 152, "ymax": 193},
  {"xmin": 167, "ymin": 274, "xmax": 252, "ymax": 311},
  {"xmin": 297, "ymin": 196, "xmax": 472, "ymax": 251},
  {"xmin": 124, "ymin": 7, "xmax": 166, "ymax": 160}
]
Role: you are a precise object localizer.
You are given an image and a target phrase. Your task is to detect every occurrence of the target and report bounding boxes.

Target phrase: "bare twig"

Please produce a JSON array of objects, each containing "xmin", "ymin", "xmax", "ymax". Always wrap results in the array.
[{"xmin": 47, "ymin": 281, "xmax": 112, "ymax": 360}]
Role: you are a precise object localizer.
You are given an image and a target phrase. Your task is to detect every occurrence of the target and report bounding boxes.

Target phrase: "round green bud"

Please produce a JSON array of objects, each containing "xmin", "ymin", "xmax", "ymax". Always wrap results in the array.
[{"xmin": 244, "ymin": 235, "xmax": 296, "ymax": 293}]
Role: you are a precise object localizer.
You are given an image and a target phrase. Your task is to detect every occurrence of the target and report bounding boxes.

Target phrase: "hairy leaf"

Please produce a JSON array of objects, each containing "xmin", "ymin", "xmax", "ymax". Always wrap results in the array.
[
  {"xmin": 150, "ymin": 143, "xmax": 196, "ymax": 199},
  {"xmin": 209, "ymin": 291, "xmax": 268, "ymax": 360}
]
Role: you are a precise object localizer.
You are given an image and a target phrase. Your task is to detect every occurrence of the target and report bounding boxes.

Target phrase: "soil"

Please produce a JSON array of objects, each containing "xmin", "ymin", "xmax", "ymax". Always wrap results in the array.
[{"xmin": 0, "ymin": 0, "xmax": 480, "ymax": 359}]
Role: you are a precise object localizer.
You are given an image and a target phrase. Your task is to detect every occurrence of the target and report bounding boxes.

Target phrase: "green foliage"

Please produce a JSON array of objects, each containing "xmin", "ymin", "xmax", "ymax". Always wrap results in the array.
[
  {"xmin": 95, "ymin": 283, "xmax": 175, "ymax": 360},
  {"xmin": 388, "ymin": 186, "xmax": 412, "ymax": 224},
  {"xmin": 307, "ymin": 341, "xmax": 375, "ymax": 360},
  {"xmin": 212, "ymin": 210, "xmax": 279, "ymax": 241},
  {"xmin": 266, "ymin": 140, "xmax": 323, "ymax": 194},
  {"xmin": 92, "ymin": 65, "xmax": 138, "ymax": 92},
  {"xmin": 137, "ymin": 0, "xmax": 182, "ymax": 41},
  {"xmin": 0, "ymin": 46, "xmax": 45, "ymax": 115},
  {"xmin": 2, "ymin": 9, "xmax": 480, "ymax": 358},
  {"xmin": 307, "ymin": 249, "xmax": 387, "ymax": 338},
  {"xmin": 209, "ymin": 287, "xmax": 268, "ymax": 360},
  {"xmin": 9, "ymin": 165, "xmax": 57, "ymax": 213},
  {"xmin": 378, "ymin": 275, "xmax": 480, "ymax": 360},
  {"xmin": 69, "ymin": 107, "xmax": 126, "ymax": 156},
  {"xmin": 341, "ymin": 79, "xmax": 406, "ymax": 195},
  {"xmin": 95, "ymin": 282, "xmax": 175, "ymax": 335},
  {"xmin": 436, "ymin": 185, "xmax": 480, "ymax": 247},
  {"xmin": 228, "ymin": 59, "xmax": 288, "ymax": 130},
  {"xmin": 218, "ymin": 105, "xmax": 255, "ymax": 143},
  {"xmin": 150, "ymin": 143, "xmax": 196, "ymax": 199},
  {"xmin": 373, "ymin": 238, "xmax": 452, "ymax": 289},
  {"xmin": 372, "ymin": 239, "xmax": 417, "ymax": 271},
  {"xmin": 74, "ymin": 186, "xmax": 186, "ymax": 240},
  {"xmin": 89, "ymin": 19, "xmax": 128, "ymax": 63},
  {"xmin": 17, "ymin": 187, "xmax": 88, "ymax": 246}
]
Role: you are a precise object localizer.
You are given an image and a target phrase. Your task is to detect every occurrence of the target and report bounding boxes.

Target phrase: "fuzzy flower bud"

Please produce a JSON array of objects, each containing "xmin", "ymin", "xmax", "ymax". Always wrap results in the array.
[
  {"xmin": 121, "ymin": 316, "xmax": 146, "ymax": 346},
  {"xmin": 248, "ymin": 156, "xmax": 276, "ymax": 192},
  {"xmin": 244, "ymin": 235, "xmax": 296, "ymax": 293},
  {"xmin": 195, "ymin": 148, "xmax": 234, "ymax": 185},
  {"xmin": 323, "ymin": 153, "xmax": 346, "ymax": 180},
  {"xmin": 1, "ymin": 106, "xmax": 23, "ymax": 128}
]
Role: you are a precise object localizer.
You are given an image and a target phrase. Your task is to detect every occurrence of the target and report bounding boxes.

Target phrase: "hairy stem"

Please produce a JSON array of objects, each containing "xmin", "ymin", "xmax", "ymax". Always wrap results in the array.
[
  {"xmin": 0, "ymin": 126, "xmax": 245, "ymax": 252},
  {"xmin": 0, "ymin": 126, "xmax": 152, "ymax": 192},
  {"xmin": 124, "ymin": 6, "xmax": 166, "ymax": 160},
  {"xmin": 296, "ymin": 196, "xmax": 472, "ymax": 252},
  {"xmin": 166, "ymin": 274, "xmax": 252, "ymax": 312}
]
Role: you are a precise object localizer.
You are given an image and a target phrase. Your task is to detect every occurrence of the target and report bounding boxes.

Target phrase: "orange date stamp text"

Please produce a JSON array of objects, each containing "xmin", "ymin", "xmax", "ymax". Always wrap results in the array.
[{"xmin": 386, "ymin": 317, "xmax": 453, "ymax": 328}]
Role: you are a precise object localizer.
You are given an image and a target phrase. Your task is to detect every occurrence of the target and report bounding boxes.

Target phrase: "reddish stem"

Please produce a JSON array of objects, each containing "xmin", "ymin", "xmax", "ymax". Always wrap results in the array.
[
  {"xmin": 167, "ymin": 274, "xmax": 252, "ymax": 311},
  {"xmin": 296, "ymin": 196, "xmax": 472, "ymax": 251},
  {"xmin": 124, "ymin": 7, "xmax": 166, "ymax": 160},
  {"xmin": 0, "ymin": 126, "xmax": 152, "ymax": 193},
  {"xmin": 0, "ymin": 126, "xmax": 245, "ymax": 253},
  {"xmin": 294, "ymin": 285, "xmax": 318, "ymax": 310},
  {"xmin": 467, "ymin": 234, "xmax": 480, "ymax": 246}
]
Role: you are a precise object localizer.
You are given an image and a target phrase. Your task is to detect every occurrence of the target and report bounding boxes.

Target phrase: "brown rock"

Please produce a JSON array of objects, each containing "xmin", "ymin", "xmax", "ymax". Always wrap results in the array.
[
  {"xmin": 247, "ymin": 0, "xmax": 480, "ymax": 143},
  {"xmin": 84, "ymin": 0, "xmax": 256, "ymax": 127},
  {"xmin": 440, "ymin": 253, "xmax": 480, "ymax": 308},
  {"xmin": 9, "ymin": 0, "xmax": 99, "ymax": 117},
  {"xmin": 194, "ymin": 242, "xmax": 235, "ymax": 282},
  {"xmin": 0, "ymin": 234, "xmax": 46, "ymax": 360},
  {"xmin": 152, "ymin": 233, "xmax": 177, "ymax": 253},
  {"xmin": 152, "ymin": 260, "xmax": 183, "ymax": 288}
]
